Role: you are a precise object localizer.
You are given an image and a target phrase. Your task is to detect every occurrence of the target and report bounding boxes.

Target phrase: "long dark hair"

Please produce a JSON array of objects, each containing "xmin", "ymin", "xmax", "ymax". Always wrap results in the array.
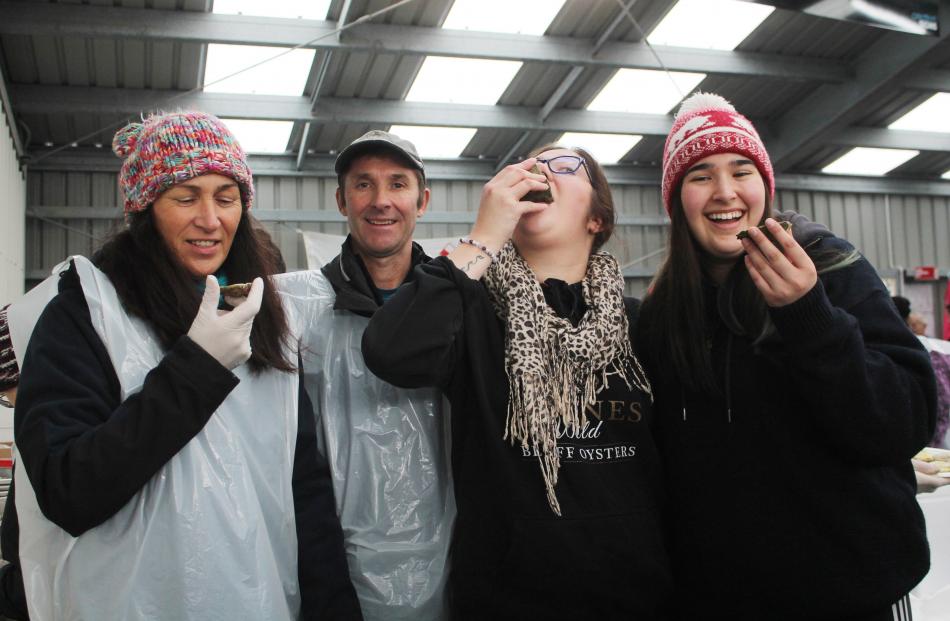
[
  {"xmin": 639, "ymin": 191, "xmax": 773, "ymax": 394},
  {"xmin": 93, "ymin": 209, "xmax": 294, "ymax": 373}
]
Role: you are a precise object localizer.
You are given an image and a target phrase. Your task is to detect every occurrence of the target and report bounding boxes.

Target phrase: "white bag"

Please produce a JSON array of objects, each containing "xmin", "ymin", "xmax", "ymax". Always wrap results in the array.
[{"xmin": 10, "ymin": 256, "xmax": 302, "ymax": 621}]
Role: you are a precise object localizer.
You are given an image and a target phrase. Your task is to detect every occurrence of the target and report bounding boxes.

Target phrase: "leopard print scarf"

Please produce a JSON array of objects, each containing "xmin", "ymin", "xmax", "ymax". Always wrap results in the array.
[{"xmin": 484, "ymin": 243, "xmax": 652, "ymax": 515}]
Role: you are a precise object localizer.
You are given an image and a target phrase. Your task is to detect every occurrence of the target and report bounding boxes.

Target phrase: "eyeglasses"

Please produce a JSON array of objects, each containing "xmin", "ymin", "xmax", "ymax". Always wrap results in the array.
[
  {"xmin": 0, "ymin": 393, "xmax": 12, "ymax": 409},
  {"xmin": 536, "ymin": 155, "xmax": 593, "ymax": 184}
]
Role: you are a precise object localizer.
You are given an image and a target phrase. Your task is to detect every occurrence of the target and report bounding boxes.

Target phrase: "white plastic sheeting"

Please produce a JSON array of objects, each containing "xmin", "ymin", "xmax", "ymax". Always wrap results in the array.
[
  {"xmin": 276, "ymin": 270, "xmax": 455, "ymax": 621},
  {"xmin": 9, "ymin": 257, "xmax": 302, "ymax": 621}
]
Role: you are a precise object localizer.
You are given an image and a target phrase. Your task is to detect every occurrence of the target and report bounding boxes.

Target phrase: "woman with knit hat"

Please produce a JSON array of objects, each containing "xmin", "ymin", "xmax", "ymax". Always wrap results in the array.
[
  {"xmin": 361, "ymin": 145, "xmax": 672, "ymax": 619},
  {"xmin": 9, "ymin": 112, "xmax": 360, "ymax": 620},
  {"xmin": 636, "ymin": 93, "xmax": 934, "ymax": 620}
]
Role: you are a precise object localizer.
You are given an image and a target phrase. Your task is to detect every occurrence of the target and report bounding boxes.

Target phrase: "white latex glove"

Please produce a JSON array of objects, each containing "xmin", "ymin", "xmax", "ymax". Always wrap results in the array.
[{"xmin": 187, "ymin": 276, "xmax": 264, "ymax": 370}]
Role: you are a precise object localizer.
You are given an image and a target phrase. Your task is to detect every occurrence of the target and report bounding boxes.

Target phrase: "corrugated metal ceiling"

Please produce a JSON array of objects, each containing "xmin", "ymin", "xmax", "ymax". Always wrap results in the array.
[{"xmin": 1, "ymin": 0, "xmax": 949, "ymax": 179}]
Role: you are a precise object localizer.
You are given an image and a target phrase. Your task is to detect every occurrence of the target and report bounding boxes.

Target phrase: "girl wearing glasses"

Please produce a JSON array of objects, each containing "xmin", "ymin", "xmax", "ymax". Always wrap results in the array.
[
  {"xmin": 362, "ymin": 146, "xmax": 672, "ymax": 619},
  {"xmin": 636, "ymin": 93, "xmax": 933, "ymax": 620}
]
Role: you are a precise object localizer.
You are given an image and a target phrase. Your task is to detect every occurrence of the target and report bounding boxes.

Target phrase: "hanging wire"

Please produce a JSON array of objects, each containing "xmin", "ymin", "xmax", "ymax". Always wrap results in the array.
[
  {"xmin": 30, "ymin": 0, "xmax": 420, "ymax": 164},
  {"xmin": 25, "ymin": 212, "xmax": 108, "ymax": 243},
  {"xmin": 612, "ymin": 0, "xmax": 686, "ymax": 99}
]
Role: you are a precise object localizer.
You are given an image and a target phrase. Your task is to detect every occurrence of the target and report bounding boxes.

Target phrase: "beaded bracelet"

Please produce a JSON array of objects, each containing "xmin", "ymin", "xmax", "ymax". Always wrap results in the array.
[{"xmin": 458, "ymin": 237, "xmax": 499, "ymax": 263}]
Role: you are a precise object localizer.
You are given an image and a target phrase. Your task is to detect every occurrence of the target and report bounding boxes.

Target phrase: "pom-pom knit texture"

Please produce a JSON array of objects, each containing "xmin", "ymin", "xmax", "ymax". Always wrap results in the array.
[
  {"xmin": 113, "ymin": 112, "xmax": 254, "ymax": 214},
  {"xmin": 0, "ymin": 305, "xmax": 18, "ymax": 392},
  {"xmin": 661, "ymin": 92, "xmax": 774, "ymax": 215}
]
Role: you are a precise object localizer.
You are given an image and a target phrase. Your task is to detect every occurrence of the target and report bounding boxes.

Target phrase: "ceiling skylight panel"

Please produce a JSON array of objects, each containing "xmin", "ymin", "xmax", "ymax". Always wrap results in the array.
[
  {"xmin": 587, "ymin": 69, "xmax": 706, "ymax": 114},
  {"xmin": 221, "ymin": 119, "xmax": 294, "ymax": 154},
  {"xmin": 888, "ymin": 93, "xmax": 950, "ymax": 133},
  {"xmin": 204, "ymin": 44, "xmax": 314, "ymax": 96},
  {"xmin": 442, "ymin": 0, "xmax": 566, "ymax": 35},
  {"xmin": 647, "ymin": 0, "xmax": 775, "ymax": 50},
  {"xmin": 822, "ymin": 147, "xmax": 919, "ymax": 176},
  {"xmin": 557, "ymin": 132, "xmax": 643, "ymax": 165},
  {"xmin": 405, "ymin": 57, "xmax": 522, "ymax": 105},
  {"xmin": 389, "ymin": 125, "xmax": 478, "ymax": 158},
  {"xmin": 213, "ymin": 0, "xmax": 331, "ymax": 20}
]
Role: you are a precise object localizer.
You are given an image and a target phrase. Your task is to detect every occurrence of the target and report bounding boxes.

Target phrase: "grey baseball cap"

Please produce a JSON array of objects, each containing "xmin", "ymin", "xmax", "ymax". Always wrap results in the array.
[{"xmin": 334, "ymin": 130, "xmax": 425, "ymax": 179}]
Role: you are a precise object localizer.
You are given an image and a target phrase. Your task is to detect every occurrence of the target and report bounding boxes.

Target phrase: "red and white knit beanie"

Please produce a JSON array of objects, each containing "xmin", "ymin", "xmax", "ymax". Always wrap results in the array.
[
  {"xmin": 661, "ymin": 92, "xmax": 774, "ymax": 215},
  {"xmin": 112, "ymin": 111, "xmax": 254, "ymax": 215}
]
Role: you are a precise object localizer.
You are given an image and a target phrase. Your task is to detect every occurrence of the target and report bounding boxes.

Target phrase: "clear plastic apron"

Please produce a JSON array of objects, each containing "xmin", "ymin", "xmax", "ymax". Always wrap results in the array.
[
  {"xmin": 8, "ymin": 256, "xmax": 301, "ymax": 621},
  {"xmin": 275, "ymin": 270, "xmax": 455, "ymax": 621}
]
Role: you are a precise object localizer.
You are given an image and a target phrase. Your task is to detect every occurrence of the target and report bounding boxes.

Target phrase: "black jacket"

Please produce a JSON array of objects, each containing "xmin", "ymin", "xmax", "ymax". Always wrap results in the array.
[
  {"xmin": 362, "ymin": 257, "xmax": 672, "ymax": 621},
  {"xmin": 636, "ymin": 227, "xmax": 935, "ymax": 620},
  {"xmin": 14, "ymin": 262, "xmax": 362, "ymax": 620},
  {"xmin": 321, "ymin": 236, "xmax": 428, "ymax": 316}
]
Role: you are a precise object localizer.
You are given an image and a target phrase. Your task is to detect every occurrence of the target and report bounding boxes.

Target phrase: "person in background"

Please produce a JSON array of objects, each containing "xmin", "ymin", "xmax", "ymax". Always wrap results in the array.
[
  {"xmin": 361, "ymin": 144, "xmax": 672, "ymax": 620},
  {"xmin": 893, "ymin": 295, "xmax": 929, "ymax": 337},
  {"xmin": 11, "ymin": 112, "xmax": 360, "ymax": 620},
  {"xmin": 909, "ymin": 312, "xmax": 928, "ymax": 337},
  {"xmin": 636, "ymin": 92, "xmax": 934, "ymax": 620},
  {"xmin": 892, "ymin": 296, "xmax": 949, "ymax": 455},
  {"xmin": 893, "ymin": 295, "xmax": 912, "ymax": 323},
  {"xmin": 0, "ymin": 306, "xmax": 27, "ymax": 621},
  {"xmin": 284, "ymin": 130, "xmax": 454, "ymax": 621}
]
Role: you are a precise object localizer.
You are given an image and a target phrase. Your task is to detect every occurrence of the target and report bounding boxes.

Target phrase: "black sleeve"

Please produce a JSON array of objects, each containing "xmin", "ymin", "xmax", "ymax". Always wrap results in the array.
[
  {"xmin": 14, "ymin": 266, "xmax": 239, "ymax": 537},
  {"xmin": 0, "ymin": 471, "xmax": 28, "ymax": 621},
  {"xmin": 293, "ymin": 377, "xmax": 362, "ymax": 621},
  {"xmin": 769, "ymin": 251, "xmax": 937, "ymax": 465},
  {"xmin": 362, "ymin": 256, "xmax": 474, "ymax": 390},
  {"xmin": 1, "ymin": 471, "xmax": 18, "ymax": 563}
]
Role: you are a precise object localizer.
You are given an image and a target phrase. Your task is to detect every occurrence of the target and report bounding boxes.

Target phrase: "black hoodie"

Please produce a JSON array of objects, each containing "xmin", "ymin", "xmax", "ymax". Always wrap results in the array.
[
  {"xmin": 361, "ymin": 256, "xmax": 672, "ymax": 621},
  {"xmin": 636, "ymin": 214, "xmax": 935, "ymax": 620}
]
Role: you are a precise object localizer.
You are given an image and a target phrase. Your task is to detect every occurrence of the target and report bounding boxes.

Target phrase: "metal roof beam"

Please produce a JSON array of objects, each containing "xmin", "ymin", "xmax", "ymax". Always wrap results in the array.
[
  {"xmin": 902, "ymin": 69, "xmax": 950, "ymax": 91},
  {"xmin": 0, "ymin": 60, "xmax": 24, "ymax": 159},
  {"xmin": 28, "ymin": 150, "xmax": 950, "ymax": 196},
  {"xmin": 0, "ymin": 2, "xmax": 849, "ymax": 82},
  {"xmin": 768, "ymin": 3, "xmax": 950, "ymax": 171},
  {"xmin": 833, "ymin": 127, "xmax": 950, "ymax": 152},
  {"xmin": 13, "ymin": 85, "xmax": 675, "ymax": 135}
]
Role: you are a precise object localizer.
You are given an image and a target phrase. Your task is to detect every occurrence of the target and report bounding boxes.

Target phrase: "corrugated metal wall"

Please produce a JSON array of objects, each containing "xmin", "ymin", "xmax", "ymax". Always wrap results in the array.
[
  {"xmin": 23, "ymin": 171, "xmax": 950, "ymax": 299},
  {"xmin": 0, "ymin": 100, "xmax": 25, "ymax": 303}
]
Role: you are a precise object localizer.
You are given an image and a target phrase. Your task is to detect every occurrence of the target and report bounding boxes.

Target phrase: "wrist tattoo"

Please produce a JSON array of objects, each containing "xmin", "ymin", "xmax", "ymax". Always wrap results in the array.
[{"xmin": 461, "ymin": 253, "xmax": 486, "ymax": 273}]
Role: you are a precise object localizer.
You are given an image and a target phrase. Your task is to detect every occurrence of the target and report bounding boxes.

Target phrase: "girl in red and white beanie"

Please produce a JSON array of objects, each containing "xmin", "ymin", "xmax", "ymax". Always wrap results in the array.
[
  {"xmin": 661, "ymin": 92, "xmax": 774, "ymax": 216},
  {"xmin": 637, "ymin": 91, "xmax": 932, "ymax": 620}
]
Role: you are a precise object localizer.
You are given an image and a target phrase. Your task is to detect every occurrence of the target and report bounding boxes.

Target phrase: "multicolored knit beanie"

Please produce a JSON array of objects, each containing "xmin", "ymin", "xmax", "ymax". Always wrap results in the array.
[
  {"xmin": 0, "ymin": 305, "xmax": 19, "ymax": 393},
  {"xmin": 661, "ymin": 92, "xmax": 774, "ymax": 215},
  {"xmin": 112, "ymin": 111, "xmax": 254, "ymax": 214}
]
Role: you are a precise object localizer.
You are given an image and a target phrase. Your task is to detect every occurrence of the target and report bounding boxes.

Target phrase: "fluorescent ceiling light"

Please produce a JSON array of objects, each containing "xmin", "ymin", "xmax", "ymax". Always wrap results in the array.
[
  {"xmin": 889, "ymin": 93, "xmax": 950, "ymax": 133},
  {"xmin": 389, "ymin": 125, "xmax": 477, "ymax": 158},
  {"xmin": 405, "ymin": 56, "xmax": 522, "ymax": 105},
  {"xmin": 204, "ymin": 44, "xmax": 314, "ymax": 96},
  {"xmin": 942, "ymin": 170, "xmax": 950, "ymax": 180},
  {"xmin": 556, "ymin": 132, "xmax": 643, "ymax": 165},
  {"xmin": 221, "ymin": 119, "xmax": 294, "ymax": 153},
  {"xmin": 587, "ymin": 69, "xmax": 706, "ymax": 114},
  {"xmin": 212, "ymin": 0, "xmax": 331, "ymax": 19},
  {"xmin": 648, "ymin": 0, "xmax": 775, "ymax": 50},
  {"xmin": 442, "ymin": 0, "xmax": 566, "ymax": 35},
  {"xmin": 822, "ymin": 147, "xmax": 919, "ymax": 176}
]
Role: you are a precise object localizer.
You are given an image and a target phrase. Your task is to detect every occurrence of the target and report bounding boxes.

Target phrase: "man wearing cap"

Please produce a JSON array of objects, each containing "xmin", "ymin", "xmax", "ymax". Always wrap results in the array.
[{"xmin": 293, "ymin": 130, "xmax": 454, "ymax": 621}]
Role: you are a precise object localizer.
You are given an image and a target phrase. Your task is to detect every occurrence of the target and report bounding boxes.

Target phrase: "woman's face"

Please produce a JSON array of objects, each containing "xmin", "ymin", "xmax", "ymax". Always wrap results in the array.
[
  {"xmin": 513, "ymin": 148, "xmax": 601, "ymax": 252},
  {"xmin": 680, "ymin": 152, "xmax": 766, "ymax": 263},
  {"xmin": 152, "ymin": 173, "xmax": 243, "ymax": 278}
]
